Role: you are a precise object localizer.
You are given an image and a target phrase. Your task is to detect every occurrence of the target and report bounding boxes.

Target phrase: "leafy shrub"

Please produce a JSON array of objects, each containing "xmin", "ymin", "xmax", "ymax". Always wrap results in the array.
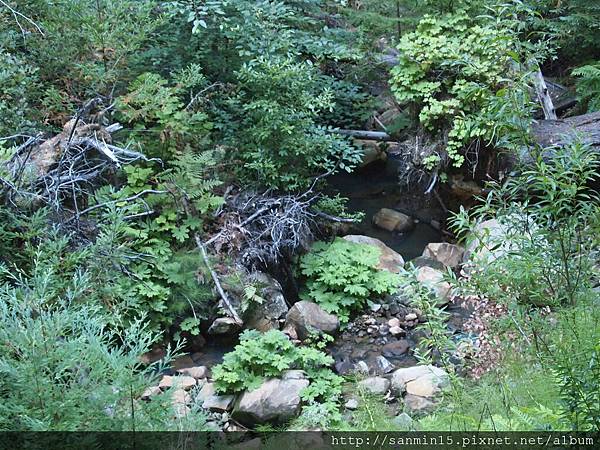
[
  {"xmin": 0, "ymin": 255, "xmax": 207, "ymax": 430},
  {"xmin": 212, "ymin": 329, "xmax": 343, "ymax": 426},
  {"xmin": 389, "ymin": 12, "xmax": 533, "ymax": 171},
  {"xmin": 299, "ymin": 238, "xmax": 400, "ymax": 324},
  {"xmin": 228, "ymin": 56, "xmax": 360, "ymax": 190},
  {"xmin": 213, "ymin": 329, "xmax": 334, "ymax": 393},
  {"xmin": 452, "ymin": 141, "xmax": 598, "ymax": 307},
  {"xmin": 0, "ymin": 50, "xmax": 39, "ymax": 136}
]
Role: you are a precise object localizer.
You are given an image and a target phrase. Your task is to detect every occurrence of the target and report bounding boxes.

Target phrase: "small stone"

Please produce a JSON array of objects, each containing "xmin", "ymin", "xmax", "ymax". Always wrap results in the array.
[
  {"xmin": 173, "ymin": 375, "xmax": 196, "ymax": 390},
  {"xmin": 370, "ymin": 303, "xmax": 382, "ymax": 313},
  {"xmin": 393, "ymin": 412, "xmax": 414, "ymax": 429},
  {"xmin": 405, "ymin": 313, "xmax": 418, "ymax": 321},
  {"xmin": 158, "ymin": 375, "xmax": 174, "ymax": 390},
  {"xmin": 379, "ymin": 325, "xmax": 389, "ymax": 336},
  {"xmin": 389, "ymin": 326, "xmax": 404, "ymax": 337},
  {"xmin": 177, "ymin": 365, "xmax": 209, "ymax": 380},
  {"xmin": 375, "ymin": 355, "xmax": 395, "ymax": 374},
  {"xmin": 199, "ymin": 382, "xmax": 236, "ymax": 412},
  {"xmin": 141, "ymin": 386, "xmax": 161, "ymax": 400},
  {"xmin": 382, "ymin": 340, "xmax": 410, "ymax": 358},
  {"xmin": 171, "ymin": 355, "xmax": 195, "ymax": 370},
  {"xmin": 345, "ymin": 398, "xmax": 359, "ymax": 410},
  {"xmin": 354, "ymin": 360, "xmax": 370, "ymax": 374},
  {"xmin": 404, "ymin": 394, "xmax": 437, "ymax": 413},
  {"xmin": 366, "ymin": 318, "xmax": 377, "ymax": 325},
  {"xmin": 171, "ymin": 388, "xmax": 191, "ymax": 406},
  {"xmin": 388, "ymin": 318, "xmax": 401, "ymax": 328},
  {"xmin": 208, "ymin": 317, "xmax": 241, "ymax": 335}
]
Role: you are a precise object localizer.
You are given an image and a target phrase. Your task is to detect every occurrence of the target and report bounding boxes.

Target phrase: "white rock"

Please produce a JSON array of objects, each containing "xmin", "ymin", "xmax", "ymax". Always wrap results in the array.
[
  {"xmin": 389, "ymin": 326, "xmax": 404, "ymax": 336},
  {"xmin": 358, "ymin": 377, "xmax": 390, "ymax": 395},
  {"xmin": 415, "ymin": 266, "xmax": 452, "ymax": 305},
  {"xmin": 141, "ymin": 386, "xmax": 161, "ymax": 400},
  {"xmin": 388, "ymin": 318, "xmax": 401, "ymax": 328},
  {"xmin": 390, "ymin": 365, "xmax": 448, "ymax": 395},
  {"xmin": 345, "ymin": 398, "xmax": 359, "ymax": 410},
  {"xmin": 177, "ymin": 365, "xmax": 209, "ymax": 380},
  {"xmin": 423, "ymin": 243, "xmax": 465, "ymax": 269}
]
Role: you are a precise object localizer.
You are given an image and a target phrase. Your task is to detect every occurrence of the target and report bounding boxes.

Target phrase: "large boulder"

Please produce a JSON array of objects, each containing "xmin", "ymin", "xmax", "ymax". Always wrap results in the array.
[
  {"xmin": 415, "ymin": 266, "xmax": 452, "ymax": 305},
  {"xmin": 355, "ymin": 140, "xmax": 387, "ymax": 168},
  {"xmin": 372, "ymin": 208, "xmax": 414, "ymax": 233},
  {"xmin": 343, "ymin": 235, "xmax": 405, "ymax": 273},
  {"xmin": 232, "ymin": 371, "xmax": 310, "ymax": 426},
  {"xmin": 242, "ymin": 272, "xmax": 289, "ymax": 332},
  {"xmin": 284, "ymin": 301, "xmax": 339, "ymax": 340},
  {"xmin": 390, "ymin": 365, "xmax": 449, "ymax": 397},
  {"xmin": 422, "ymin": 243, "xmax": 464, "ymax": 269},
  {"xmin": 463, "ymin": 218, "xmax": 509, "ymax": 265}
]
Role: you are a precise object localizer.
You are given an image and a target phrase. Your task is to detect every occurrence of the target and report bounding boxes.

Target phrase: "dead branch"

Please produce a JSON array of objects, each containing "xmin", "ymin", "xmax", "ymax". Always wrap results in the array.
[
  {"xmin": 0, "ymin": 0, "xmax": 44, "ymax": 37},
  {"xmin": 2, "ymin": 117, "xmax": 155, "ymax": 215},
  {"xmin": 181, "ymin": 197, "xmax": 242, "ymax": 325},
  {"xmin": 334, "ymin": 129, "xmax": 394, "ymax": 141}
]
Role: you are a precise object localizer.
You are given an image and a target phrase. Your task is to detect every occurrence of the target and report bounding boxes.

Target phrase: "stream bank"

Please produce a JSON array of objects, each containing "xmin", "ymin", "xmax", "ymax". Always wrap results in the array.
[{"xmin": 140, "ymin": 152, "xmax": 477, "ymax": 430}]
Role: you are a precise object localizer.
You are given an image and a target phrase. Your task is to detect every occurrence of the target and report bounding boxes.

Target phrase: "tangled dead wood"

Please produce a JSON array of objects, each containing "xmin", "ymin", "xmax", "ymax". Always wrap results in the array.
[
  {"xmin": 1, "ymin": 116, "xmax": 156, "ymax": 216},
  {"xmin": 206, "ymin": 191, "xmax": 319, "ymax": 269}
]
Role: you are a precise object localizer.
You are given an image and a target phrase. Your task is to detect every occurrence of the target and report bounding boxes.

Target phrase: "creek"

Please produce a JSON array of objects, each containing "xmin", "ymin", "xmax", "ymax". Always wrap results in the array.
[{"xmin": 170, "ymin": 154, "xmax": 472, "ymax": 377}]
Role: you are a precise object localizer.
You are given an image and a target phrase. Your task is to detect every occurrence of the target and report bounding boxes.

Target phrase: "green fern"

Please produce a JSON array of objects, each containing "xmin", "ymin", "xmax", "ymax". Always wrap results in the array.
[{"xmin": 573, "ymin": 63, "xmax": 600, "ymax": 112}]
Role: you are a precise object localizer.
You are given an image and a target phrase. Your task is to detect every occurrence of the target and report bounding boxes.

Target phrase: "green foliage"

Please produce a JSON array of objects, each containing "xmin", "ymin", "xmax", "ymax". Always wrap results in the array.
[
  {"xmin": 212, "ymin": 329, "xmax": 333, "ymax": 393},
  {"xmin": 299, "ymin": 238, "xmax": 400, "ymax": 324},
  {"xmin": 0, "ymin": 0, "xmax": 161, "ymax": 128},
  {"xmin": 314, "ymin": 194, "xmax": 365, "ymax": 222},
  {"xmin": 212, "ymin": 329, "xmax": 343, "ymax": 427},
  {"xmin": 399, "ymin": 267, "xmax": 457, "ymax": 366},
  {"xmin": 452, "ymin": 141, "xmax": 598, "ymax": 307},
  {"xmin": 0, "ymin": 50, "xmax": 39, "ymax": 136},
  {"xmin": 0, "ymin": 249, "xmax": 207, "ymax": 430},
  {"xmin": 573, "ymin": 62, "xmax": 600, "ymax": 113},
  {"xmin": 389, "ymin": 11, "xmax": 533, "ymax": 170},
  {"xmin": 553, "ymin": 340, "xmax": 600, "ymax": 430},
  {"xmin": 228, "ymin": 56, "xmax": 360, "ymax": 190}
]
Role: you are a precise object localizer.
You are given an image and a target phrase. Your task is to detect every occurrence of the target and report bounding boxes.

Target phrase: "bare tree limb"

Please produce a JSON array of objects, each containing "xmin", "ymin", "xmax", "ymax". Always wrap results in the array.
[{"xmin": 0, "ymin": 0, "xmax": 44, "ymax": 37}]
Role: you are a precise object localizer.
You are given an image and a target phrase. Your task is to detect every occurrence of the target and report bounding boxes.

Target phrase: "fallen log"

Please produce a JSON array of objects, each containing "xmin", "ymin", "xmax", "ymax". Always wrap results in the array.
[
  {"xmin": 532, "ymin": 111, "xmax": 600, "ymax": 149},
  {"xmin": 334, "ymin": 129, "xmax": 394, "ymax": 141}
]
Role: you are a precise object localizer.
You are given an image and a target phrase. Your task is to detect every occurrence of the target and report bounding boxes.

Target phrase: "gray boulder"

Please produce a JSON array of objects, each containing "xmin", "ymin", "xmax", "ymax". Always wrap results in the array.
[
  {"xmin": 243, "ymin": 272, "xmax": 289, "ymax": 332},
  {"xmin": 232, "ymin": 371, "xmax": 310, "ymax": 426},
  {"xmin": 391, "ymin": 365, "xmax": 449, "ymax": 397},
  {"xmin": 373, "ymin": 208, "xmax": 414, "ymax": 233},
  {"xmin": 422, "ymin": 243, "xmax": 465, "ymax": 269},
  {"xmin": 343, "ymin": 235, "xmax": 405, "ymax": 273},
  {"xmin": 208, "ymin": 317, "xmax": 241, "ymax": 335},
  {"xmin": 415, "ymin": 266, "xmax": 452, "ymax": 305},
  {"xmin": 284, "ymin": 301, "xmax": 339, "ymax": 340},
  {"xmin": 358, "ymin": 376, "xmax": 390, "ymax": 395}
]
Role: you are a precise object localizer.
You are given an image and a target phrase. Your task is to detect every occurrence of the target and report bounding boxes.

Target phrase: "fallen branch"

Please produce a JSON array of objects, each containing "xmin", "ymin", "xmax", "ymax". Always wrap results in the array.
[
  {"xmin": 182, "ymin": 197, "xmax": 242, "ymax": 325},
  {"xmin": 333, "ymin": 129, "xmax": 394, "ymax": 141},
  {"xmin": 314, "ymin": 211, "xmax": 358, "ymax": 223}
]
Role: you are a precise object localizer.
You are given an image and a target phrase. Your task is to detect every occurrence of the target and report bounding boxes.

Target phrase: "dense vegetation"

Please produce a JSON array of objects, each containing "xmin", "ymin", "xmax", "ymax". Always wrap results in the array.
[{"xmin": 0, "ymin": 0, "xmax": 598, "ymax": 437}]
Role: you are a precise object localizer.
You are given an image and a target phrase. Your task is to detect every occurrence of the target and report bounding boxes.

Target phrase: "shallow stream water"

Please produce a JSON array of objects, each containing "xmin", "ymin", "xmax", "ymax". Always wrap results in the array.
[
  {"xmin": 325, "ymin": 156, "xmax": 443, "ymax": 260},
  {"xmin": 182, "ymin": 156, "xmax": 459, "ymax": 372}
]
